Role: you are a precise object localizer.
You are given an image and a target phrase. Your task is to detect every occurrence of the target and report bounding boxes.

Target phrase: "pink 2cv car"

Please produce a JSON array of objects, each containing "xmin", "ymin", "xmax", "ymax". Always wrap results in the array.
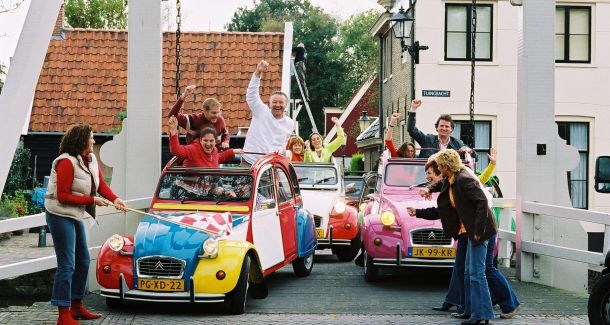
[{"xmin": 359, "ymin": 154, "xmax": 458, "ymax": 281}]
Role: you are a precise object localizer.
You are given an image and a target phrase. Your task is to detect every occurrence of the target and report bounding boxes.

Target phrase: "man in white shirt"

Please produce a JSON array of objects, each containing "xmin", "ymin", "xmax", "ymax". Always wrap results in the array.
[{"xmin": 241, "ymin": 60, "xmax": 295, "ymax": 166}]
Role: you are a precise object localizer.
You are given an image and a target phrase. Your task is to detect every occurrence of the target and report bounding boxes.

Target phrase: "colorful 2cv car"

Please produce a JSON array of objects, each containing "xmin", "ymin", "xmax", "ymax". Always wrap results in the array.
[
  {"xmin": 359, "ymin": 154, "xmax": 457, "ymax": 281},
  {"xmin": 96, "ymin": 154, "xmax": 317, "ymax": 314},
  {"xmin": 293, "ymin": 159, "xmax": 361, "ymax": 262}
]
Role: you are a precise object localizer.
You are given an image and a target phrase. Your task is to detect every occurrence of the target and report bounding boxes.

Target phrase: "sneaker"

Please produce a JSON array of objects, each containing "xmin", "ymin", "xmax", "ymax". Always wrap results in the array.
[{"xmin": 500, "ymin": 305, "xmax": 520, "ymax": 319}]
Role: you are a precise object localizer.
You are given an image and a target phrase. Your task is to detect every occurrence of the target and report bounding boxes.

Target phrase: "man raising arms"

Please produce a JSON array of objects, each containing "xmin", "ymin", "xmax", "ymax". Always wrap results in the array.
[{"xmin": 241, "ymin": 60, "xmax": 295, "ymax": 166}]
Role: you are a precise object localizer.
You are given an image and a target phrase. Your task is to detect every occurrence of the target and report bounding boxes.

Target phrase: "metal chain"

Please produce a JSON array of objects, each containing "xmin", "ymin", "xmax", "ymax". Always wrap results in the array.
[
  {"xmin": 175, "ymin": 0, "xmax": 182, "ymax": 100},
  {"xmin": 468, "ymin": 0, "xmax": 477, "ymax": 149}
]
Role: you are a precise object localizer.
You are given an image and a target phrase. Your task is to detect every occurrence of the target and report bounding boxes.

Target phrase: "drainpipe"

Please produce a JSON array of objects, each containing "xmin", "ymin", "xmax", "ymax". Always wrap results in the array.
[{"xmin": 378, "ymin": 34, "xmax": 384, "ymax": 156}]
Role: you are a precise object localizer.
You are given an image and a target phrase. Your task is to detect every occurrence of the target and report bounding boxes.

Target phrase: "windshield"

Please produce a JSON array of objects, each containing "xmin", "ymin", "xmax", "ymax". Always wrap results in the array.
[
  {"xmin": 293, "ymin": 165, "xmax": 338, "ymax": 186},
  {"xmin": 157, "ymin": 173, "xmax": 253, "ymax": 202},
  {"xmin": 384, "ymin": 164, "xmax": 428, "ymax": 187},
  {"xmin": 344, "ymin": 179, "xmax": 364, "ymax": 197}
]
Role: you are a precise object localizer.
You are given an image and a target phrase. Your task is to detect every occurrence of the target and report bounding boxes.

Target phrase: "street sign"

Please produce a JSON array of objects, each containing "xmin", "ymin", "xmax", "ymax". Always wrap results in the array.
[{"xmin": 422, "ymin": 90, "xmax": 450, "ymax": 97}]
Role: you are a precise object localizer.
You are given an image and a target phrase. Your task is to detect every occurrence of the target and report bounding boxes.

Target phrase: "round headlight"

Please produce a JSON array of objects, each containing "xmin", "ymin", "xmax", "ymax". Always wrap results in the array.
[
  {"xmin": 334, "ymin": 201, "xmax": 346, "ymax": 214},
  {"xmin": 107, "ymin": 234, "xmax": 125, "ymax": 252},
  {"xmin": 380, "ymin": 211, "xmax": 396, "ymax": 226},
  {"xmin": 203, "ymin": 238, "xmax": 219, "ymax": 256}
]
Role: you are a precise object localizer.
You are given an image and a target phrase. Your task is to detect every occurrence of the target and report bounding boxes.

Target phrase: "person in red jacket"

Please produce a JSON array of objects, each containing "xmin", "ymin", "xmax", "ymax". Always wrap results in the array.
[
  {"xmin": 168, "ymin": 84, "xmax": 230, "ymax": 148},
  {"xmin": 385, "ymin": 112, "xmax": 417, "ymax": 158},
  {"xmin": 168, "ymin": 116, "xmax": 241, "ymax": 167},
  {"xmin": 44, "ymin": 124, "xmax": 127, "ymax": 325},
  {"xmin": 286, "ymin": 135, "xmax": 305, "ymax": 162}
]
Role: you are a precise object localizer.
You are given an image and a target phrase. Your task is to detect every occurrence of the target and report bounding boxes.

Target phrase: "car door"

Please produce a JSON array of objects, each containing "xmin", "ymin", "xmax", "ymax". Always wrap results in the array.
[
  {"xmin": 251, "ymin": 165, "xmax": 285, "ymax": 270},
  {"xmin": 275, "ymin": 166, "xmax": 297, "ymax": 258}
]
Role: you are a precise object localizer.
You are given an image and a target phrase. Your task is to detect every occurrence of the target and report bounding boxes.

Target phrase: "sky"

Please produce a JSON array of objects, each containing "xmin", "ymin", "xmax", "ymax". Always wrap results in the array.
[{"xmin": 0, "ymin": 0, "xmax": 385, "ymax": 68}]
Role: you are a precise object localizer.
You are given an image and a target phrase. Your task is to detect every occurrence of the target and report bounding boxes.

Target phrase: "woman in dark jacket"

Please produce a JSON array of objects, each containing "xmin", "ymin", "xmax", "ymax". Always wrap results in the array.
[
  {"xmin": 44, "ymin": 124, "xmax": 127, "ymax": 325},
  {"xmin": 420, "ymin": 149, "xmax": 497, "ymax": 325}
]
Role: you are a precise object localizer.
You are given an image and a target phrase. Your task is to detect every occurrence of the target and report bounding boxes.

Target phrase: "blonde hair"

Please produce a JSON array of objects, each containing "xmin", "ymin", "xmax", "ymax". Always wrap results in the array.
[
  {"xmin": 434, "ymin": 149, "xmax": 464, "ymax": 173},
  {"xmin": 202, "ymin": 98, "xmax": 221, "ymax": 110}
]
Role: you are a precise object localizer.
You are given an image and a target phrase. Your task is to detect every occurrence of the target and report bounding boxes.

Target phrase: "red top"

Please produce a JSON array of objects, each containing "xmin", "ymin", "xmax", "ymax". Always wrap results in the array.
[
  {"xmin": 291, "ymin": 153, "xmax": 304, "ymax": 162},
  {"xmin": 55, "ymin": 156, "xmax": 118, "ymax": 206},
  {"xmin": 385, "ymin": 139, "xmax": 399, "ymax": 158},
  {"xmin": 168, "ymin": 98, "xmax": 230, "ymax": 145},
  {"xmin": 169, "ymin": 133, "xmax": 235, "ymax": 167}
]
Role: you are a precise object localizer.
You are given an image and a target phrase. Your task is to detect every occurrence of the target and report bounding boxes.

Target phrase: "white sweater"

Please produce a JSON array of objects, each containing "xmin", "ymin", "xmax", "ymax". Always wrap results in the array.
[{"xmin": 242, "ymin": 74, "xmax": 294, "ymax": 164}]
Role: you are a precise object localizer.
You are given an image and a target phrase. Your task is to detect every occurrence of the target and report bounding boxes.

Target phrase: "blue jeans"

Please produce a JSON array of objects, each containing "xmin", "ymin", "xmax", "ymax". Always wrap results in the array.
[
  {"xmin": 463, "ymin": 239, "xmax": 494, "ymax": 320},
  {"xmin": 444, "ymin": 236, "xmax": 466, "ymax": 312},
  {"xmin": 46, "ymin": 211, "xmax": 90, "ymax": 307},
  {"xmin": 486, "ymin": 233, "xmax": 520, "ymax": 313}
]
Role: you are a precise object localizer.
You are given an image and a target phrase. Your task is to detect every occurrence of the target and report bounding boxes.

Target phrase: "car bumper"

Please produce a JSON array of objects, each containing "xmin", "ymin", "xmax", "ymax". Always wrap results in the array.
[
  {"xmin": 100, "ymin": 274, "xmax": 226, "ymax": 304},
  {"xmin": 316, "ymin": 227, "xmax": 355, "ymax": 249},
  {"xmin": 370, "ymin": 244, "xmax": 455, "ymax": 269}
]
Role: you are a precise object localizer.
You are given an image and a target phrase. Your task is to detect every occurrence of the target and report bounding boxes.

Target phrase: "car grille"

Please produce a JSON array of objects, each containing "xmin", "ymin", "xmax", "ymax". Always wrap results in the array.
[
  {"xmin": 411, "ymin": 229, "xmax": 452, "ymax": 246},
  {"xmin": 137, "ymin": 256, "xmax": 185, "ymax": 278},
  {"xmin": 314, "ymin": 215, "xmax": 322, "ymax": 228}
]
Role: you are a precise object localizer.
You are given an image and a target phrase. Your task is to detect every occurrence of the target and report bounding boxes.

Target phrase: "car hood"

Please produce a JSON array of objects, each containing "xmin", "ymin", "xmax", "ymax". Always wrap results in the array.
[
  {"xmin": 301, "ymin": 189, "xmax": 338, "ymax": 218},
  {"xmin": 133, "ymin": 216, "xmax": 212, "ymax": 275}
]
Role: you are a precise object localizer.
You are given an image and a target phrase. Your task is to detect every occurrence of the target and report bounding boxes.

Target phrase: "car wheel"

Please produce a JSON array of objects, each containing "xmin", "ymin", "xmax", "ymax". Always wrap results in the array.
[
  {"xmin": 228, "ymin": 255, "xmax": 250, "ymax": 315},
  {"xmin": 292, "ymin": 252, "xmax": 314, "ymax": 277},
  {"xmin": 105, "ymin": 297, "xmax": 122, "ymax": 309},
  {"xmin": 332, "ymin": 232, "xmax": 362, "ymax": 262},
  {"xmin": 588, "ymin": 273, "xmax": 610, "ymax": 325},
  {"xmin": 363, "ymin": 250, "xmax": 378, "ymax": 282}
]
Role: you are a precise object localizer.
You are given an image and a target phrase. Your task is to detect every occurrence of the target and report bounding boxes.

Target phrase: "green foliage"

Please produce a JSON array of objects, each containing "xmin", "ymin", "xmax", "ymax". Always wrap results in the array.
[
  {"xmin": 3, "ymin": 141, "xmax": 32, "ymax": 198},
  {"xmin": 350, "ymin": 153, "xmax": 364, "ymax": 173},
  {"xmin": 329, "ymin": 10, "xmax": 380, "ymax": 106},
  {"xmin": 65, "ymin": 0, "xmax": 128, "ymax": 29},
  {"xmin": 0, "ymin": 192, "xmax": 29, "ymax": 219},
  {"xmin": 0, "ymin": 62, "xmax": 6, "ymax": 94},
  {"xmin": 107, "ymin": 110, "xmax": 126, "ymax": 134}
]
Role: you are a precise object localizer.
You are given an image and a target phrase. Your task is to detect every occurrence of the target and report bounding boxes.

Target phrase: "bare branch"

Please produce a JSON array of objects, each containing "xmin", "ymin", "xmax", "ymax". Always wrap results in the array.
[{"xmin": 0, "ymin": 0, "xmax": 25, "ymax": 14}]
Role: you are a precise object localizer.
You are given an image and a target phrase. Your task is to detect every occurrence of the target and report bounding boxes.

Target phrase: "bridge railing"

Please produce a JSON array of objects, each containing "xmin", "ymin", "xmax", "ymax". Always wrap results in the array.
[
  {"xmin": 492, "ymin": 198, "xmax": 517, "ymax": 267},
  {"xmin": 0, "ymin": 197, "xmax": 151, "ymax": 281}
]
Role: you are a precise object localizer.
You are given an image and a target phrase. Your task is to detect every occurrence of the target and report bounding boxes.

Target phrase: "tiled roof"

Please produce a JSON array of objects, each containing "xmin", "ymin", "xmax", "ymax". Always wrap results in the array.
[{"xmin": 29, "ymin": 29, "xmax": 284, "ymax": 134}]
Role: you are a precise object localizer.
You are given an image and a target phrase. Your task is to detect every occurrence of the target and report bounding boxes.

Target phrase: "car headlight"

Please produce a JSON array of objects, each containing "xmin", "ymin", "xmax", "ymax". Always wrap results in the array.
[
  {"xmin": 380, "ymin": 211, "xmax": 396, "ymax": 226},
  {"xmin": 333, "ymin": 201, "xmax": 346, "ymax": 214},
  {"xmin": 202, "ymin": 238, "xmax": 219, "ymax": 258},
  {"xmin": 359, "ymin": 203, "xmax": 367, "ymax": 212},
  {"xmin": 107, "ymin": 234, "xmax": 125, "ymax": 252}
]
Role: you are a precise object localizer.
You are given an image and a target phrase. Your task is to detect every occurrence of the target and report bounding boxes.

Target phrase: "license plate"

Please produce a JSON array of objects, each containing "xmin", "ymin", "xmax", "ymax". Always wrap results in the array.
[
  {"xmin": 316, "ymin": 228, "xmax": 324, "ymax": 238},
  {"xmin": 408, "ymin": 247, "xmax": 456, "ymax": 258},
  {"xmin": 138, "ymin": 278, "xmax": 184, "ymax": 292}
]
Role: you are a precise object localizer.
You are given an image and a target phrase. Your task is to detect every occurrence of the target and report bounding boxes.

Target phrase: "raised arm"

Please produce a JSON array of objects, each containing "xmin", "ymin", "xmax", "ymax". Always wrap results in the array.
[
  {"xmin": 325, "ymin": 117, "xmax": 345, "ymax": 155},
  {"xmin": 168, "ymin": 84, "xmax": 196, "ymax": 129},
  {"xmin": 246, "ymin": 60, "xmax": 269, "ymax": 117},
  {"xmin": 168, "ymin": 116, "xmax": 190, "ymax": 159},
  {"xmin": 406, "ymin": 99, "xmax": 426, "ymax": 145},
  {"xmin": 478, "ymin": 148, "xmax": 497, "ymax": 184}
]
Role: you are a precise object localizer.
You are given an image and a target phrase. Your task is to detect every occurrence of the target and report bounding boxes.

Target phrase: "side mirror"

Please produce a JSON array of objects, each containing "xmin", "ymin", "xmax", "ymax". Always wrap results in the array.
[{"xmin": 595, "ymin": 156, "xmax": 610, "ymax": 193}]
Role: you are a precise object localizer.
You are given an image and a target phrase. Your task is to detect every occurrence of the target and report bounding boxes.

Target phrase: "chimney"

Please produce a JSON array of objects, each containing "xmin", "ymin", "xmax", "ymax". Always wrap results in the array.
[{"xmin": 52, "ymin": 4, "xmax": 65, "ymax": 37}]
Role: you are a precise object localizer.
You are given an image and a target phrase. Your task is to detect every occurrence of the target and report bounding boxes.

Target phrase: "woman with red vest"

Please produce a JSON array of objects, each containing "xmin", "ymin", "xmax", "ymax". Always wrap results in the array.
[{"xmin": 44, "ymin": 124, "xmax": 127, "ymax": 325}]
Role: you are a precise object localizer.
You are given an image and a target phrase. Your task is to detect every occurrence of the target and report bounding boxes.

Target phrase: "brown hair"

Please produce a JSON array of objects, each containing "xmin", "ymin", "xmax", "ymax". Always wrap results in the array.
[
  {"xmin": 308, "ymin": 132, "xmax": 323, "ymax": 150},
  {"xmin": 397, "ymin": 142, "xmax": 416, "ymax": 158},
  {"xmin": 202, "ymin": 98, "xmax": 221, "ymax": 111},
  {"xmin": 425, "ymin": 160, "xmax": 441, "ymax": 176},
  {"xmin": 200, "ymin": 127, "xmax": 218, "ymax": 140},
  {"xmin": 271, "ymin": 91, "xmax": 289, "ymax": 101},
  {"xmin": 287, "ymin": 135, "xmax": 305, "ymax": 150},
  {"xmin": 60, "ymin": 124, "xmax": 93, "ymax": 157},
  {"xmin": 435, "ymin": 114, "xmax": 455, "ymax": 129}
]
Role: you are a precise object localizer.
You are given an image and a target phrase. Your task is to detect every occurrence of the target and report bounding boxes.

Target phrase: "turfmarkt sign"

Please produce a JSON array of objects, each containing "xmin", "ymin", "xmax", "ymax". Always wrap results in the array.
[{"xmin": 422, "ymin": 90, "xmax": 451, "ymax": 97}]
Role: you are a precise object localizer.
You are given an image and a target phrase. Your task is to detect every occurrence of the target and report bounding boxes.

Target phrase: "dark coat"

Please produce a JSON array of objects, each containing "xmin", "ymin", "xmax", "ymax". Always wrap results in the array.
[
  {"xmin": 407, "ymin": 112, "xmax": 466, "ymax": 159},
  {"xmin": 427, "ymin": 168, "xmax": 497, "ymax": 245}
]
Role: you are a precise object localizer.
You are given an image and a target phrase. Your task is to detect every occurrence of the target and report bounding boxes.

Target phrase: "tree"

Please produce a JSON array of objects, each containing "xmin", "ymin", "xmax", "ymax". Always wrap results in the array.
[
  {"xmin": 226, "ymin": 0, "xmax": 341, "ymax": 137},
  {"xmin": 65, "ymin": 0, "xmax": 128, "ymax": 29},
  {"xmin": 0, "ymin": 62, "xmax": 6, "ymax": 94},
  {"xmin": 329, "ymin": 10, "xmax": 380, "ymax": 106}
]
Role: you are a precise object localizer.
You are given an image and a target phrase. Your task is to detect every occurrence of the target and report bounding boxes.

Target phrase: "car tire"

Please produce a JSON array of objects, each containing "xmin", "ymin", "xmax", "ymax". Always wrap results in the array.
[
  {"xmin": 292, "ymin": 252, "xmax": 314, "ymax": 277},
  {"xmin": 105, "ymin": 297, "xmax": 122, "ymax": 309},
  {"xmin": 228, "ymin": 255, "xmax": 251, "ymax": 315},
  {"xmin": 588, "ymin": 273, "xmax": 610, "ymax": 325},
  {"xmin": 333, "ymin": 231, "xmax": 362, "ymax": 262},
  {"xmin": 363, "ymin": 250, "xmax": 378, "ymax": 282}
]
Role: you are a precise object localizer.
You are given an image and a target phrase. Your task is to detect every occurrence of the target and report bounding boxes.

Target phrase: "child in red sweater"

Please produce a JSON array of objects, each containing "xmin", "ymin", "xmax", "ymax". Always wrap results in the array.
[{"xmin": 168, "ymin": 116, "xmax": 241, "ymax": 167}]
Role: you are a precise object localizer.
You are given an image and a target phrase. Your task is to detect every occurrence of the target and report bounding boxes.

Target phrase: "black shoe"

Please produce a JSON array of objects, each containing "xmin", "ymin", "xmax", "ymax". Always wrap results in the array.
[
  {"xmin": 354, "ymin": 252, "xmax": 364, "ymax": 267},
  {"xmin": 452, "ymin": 313, "xmax": 470, "ymax": 319},
  {"xmin": 432, "ymin": 302, "xmax": 455, "ymax": 311},
  {"xmin": 461, "ymin": 320, "xmax": 489, "ymax": 325}
]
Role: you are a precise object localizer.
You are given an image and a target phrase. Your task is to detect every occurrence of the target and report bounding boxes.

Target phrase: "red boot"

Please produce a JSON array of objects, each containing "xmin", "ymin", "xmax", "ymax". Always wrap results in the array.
[
  {"xmin": 71, "ymin": 300, "xmax": 102, "ymax": 320},
  {"xmin": 57, "ymin": 306, "xmax": 80, "ymax": 325}
]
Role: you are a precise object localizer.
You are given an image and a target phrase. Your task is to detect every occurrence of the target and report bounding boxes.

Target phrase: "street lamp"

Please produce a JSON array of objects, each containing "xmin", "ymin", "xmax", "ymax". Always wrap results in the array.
[
  {"xmin": 389, "ymin": 6, "xmax": 428, "ymax": 64},
  {"xmin": 358, "ymin": 111, "xmax": 372, "ymax": 132}
]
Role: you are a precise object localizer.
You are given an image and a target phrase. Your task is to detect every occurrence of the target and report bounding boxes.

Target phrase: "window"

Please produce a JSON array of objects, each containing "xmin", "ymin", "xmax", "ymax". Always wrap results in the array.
[
  {"xmin": 445, "ymin": 4, "xmax": 493, "ymax": 61},
  {"xmin": 556, "ymin": 6, "xmax": 591, "ymax": 63},
  {"xmin": 255, "ymin": 168, "xmax": 276, "ymax": 211},
  {"xmin": 557, "ymin": 122, "xmax": 589, "ymax": 209},
  {"xmin": 288, "ymin": 165, "xmax": 301, "ymax": 197},
  {"xmin": 383, "ymin": 34, "xmax": 393, "ymax": 79},
  {"xmin": 454, "ymin": 120, "xmax": 491, "ymax": 171},
  {"xmin": 276, "ymin": 168, "xmax": 293, "ymax": 203}
]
